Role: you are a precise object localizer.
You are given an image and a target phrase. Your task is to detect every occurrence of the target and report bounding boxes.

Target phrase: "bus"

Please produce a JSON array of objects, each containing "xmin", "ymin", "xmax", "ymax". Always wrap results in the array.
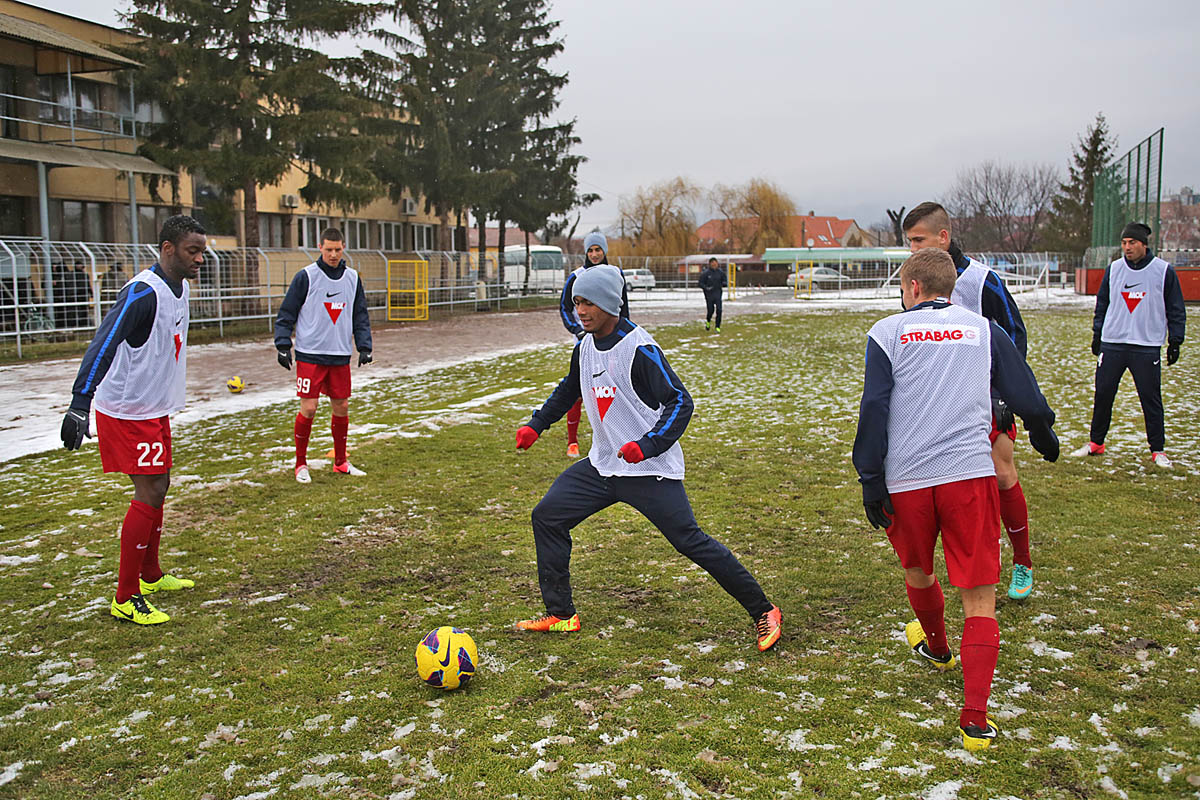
[{"xmin": 503, "ymin": 244, "xmax": 568, "ymax": 293}]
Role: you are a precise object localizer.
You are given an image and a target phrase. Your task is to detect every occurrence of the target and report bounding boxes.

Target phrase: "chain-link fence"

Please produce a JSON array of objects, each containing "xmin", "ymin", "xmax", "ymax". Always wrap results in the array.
[
  {"xmin": 1084, "ymin": 246, "xmax": 1200, "ymax": 269},
  {"xmin": 1092, "ymin": 128, "xmax": 1164, "ymax": 250}
]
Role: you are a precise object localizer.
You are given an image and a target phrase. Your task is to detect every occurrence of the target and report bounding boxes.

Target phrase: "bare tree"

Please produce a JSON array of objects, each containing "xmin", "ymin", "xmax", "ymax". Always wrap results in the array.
[
  {"xmin": 706, "ymin": 179, "xmax": 797, "ymax": 252},
  {"xmin": 944, "ymin": 161, "xmax": 1060, "ymax": 252},
  {"xmin": 885, "ymin": 207, "xmax": 906, "ymax": 246},
  {"xmin": 617, "ymin": 177, "xmax": 701, "ymax": 256}
]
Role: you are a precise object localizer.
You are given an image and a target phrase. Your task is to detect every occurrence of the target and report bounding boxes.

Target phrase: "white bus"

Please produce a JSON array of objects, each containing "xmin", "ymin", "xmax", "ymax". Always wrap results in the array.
[{"xmin": 503, "ymin": 245, "xmax": 568, "ymax": 293}]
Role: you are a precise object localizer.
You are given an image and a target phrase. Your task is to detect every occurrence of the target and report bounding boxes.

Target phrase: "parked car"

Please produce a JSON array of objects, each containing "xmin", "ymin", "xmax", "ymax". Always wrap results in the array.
[
  {"xmin": 785, "ymin": 266, "xmax": 842, "ymax": 290},
  {"xmin": 622, "ymin": 268, "xmax": 656, "ymax": 291}
]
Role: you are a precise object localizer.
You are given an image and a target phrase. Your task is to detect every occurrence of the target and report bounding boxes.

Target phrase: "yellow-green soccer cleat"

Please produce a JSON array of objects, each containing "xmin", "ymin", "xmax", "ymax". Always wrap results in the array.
[
  {"xmin": 140, "ymin": 574, "xmax": 195, "ymax": 594},
  {"xmin": 905, "ymin": 620, "xmax": 956, "ymax": 671},
  {"xmin": 961, "ymin": 718, "xmax": 999, "ymax": 751},
  {"xmin": 110, "ymin": 594, "xmax": 170, "ymax": 625},
  {"xmin": 516, "ymin": 613, "xmax": 581, "ymax": 632}
]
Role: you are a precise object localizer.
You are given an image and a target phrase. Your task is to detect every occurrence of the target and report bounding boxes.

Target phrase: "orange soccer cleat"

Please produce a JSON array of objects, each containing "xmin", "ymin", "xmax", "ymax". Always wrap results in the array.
[
  {"xmin": 516, "ymin": 613, "xmax": 581, "ymax": 633},
  {"xmin": 755, "ymin": 605, "xmax": 782, "ymax": 652}
]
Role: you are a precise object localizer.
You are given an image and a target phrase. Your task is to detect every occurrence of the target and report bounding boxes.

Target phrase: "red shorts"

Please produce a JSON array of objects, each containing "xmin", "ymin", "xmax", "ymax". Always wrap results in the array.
[
  {"xmin": 988, "ymin": 414, "xmax": 1017, "ymax": 445},
  {"xmin": 886, "ymin": 476, "xmax": 1001, "ymax": 589},
  {"xmin": 296, "ymin": 361, "xmax": 352, "ymax": 399},
  {"xmin": 95, "ymin": 412, "xmax": 172, "ymax": 475}
]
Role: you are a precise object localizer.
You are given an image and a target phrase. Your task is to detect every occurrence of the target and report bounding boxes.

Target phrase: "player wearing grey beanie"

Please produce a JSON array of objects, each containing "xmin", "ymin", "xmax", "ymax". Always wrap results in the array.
[{"xmin": 571, "ymin": 264, "xmax": 624, "ymax": 317}]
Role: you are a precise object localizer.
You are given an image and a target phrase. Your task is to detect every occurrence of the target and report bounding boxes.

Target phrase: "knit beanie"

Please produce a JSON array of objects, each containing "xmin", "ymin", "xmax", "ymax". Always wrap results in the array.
[
  {"xmin": 1121, "ymin": 222, "xmax": 1151, "ymax": 245},
  {"xmin": 583, "ymin": 231, "xmax": 608, "ymax": 254},
  {"xmin": 572, "ymin": 264, "xmax": 623, "ymax": 317}
]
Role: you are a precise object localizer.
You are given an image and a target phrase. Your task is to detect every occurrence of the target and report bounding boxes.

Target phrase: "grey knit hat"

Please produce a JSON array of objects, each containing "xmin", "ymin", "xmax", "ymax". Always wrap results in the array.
[
  {"xmin": 572, "ymin": 265, "xmax": 624, "ymax": 317},
  {"xmin": 583, "ymin": 230, "xmax": 608, "ymax": 254}
]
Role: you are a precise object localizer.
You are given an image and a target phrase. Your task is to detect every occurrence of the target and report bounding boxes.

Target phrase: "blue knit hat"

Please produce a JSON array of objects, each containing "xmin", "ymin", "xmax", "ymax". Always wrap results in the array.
[
  {"xmin": 572, "ymin": 264, "xmax": 623, "ymax": 317},
  {"xmin": 583, "ymin": 231, "xmax": 608, "ymax": 254}
]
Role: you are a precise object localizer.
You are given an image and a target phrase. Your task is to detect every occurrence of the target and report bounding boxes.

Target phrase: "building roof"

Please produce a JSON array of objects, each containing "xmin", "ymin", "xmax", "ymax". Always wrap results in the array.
[
  {"xmin": 0, "ymin": 10, "xmax": 140, "ymax": 72},
  {"xmin": 0, "ymin": 138, "xmax": 173, "ymax": 175},
  {"xmin": 696, "ymin": 214, "xmax": 861, "ymax": 250}
]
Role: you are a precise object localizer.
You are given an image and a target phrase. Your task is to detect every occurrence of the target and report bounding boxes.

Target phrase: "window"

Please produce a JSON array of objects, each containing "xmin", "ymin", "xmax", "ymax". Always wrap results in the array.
[
  {"xmin": 412, "ymin": 223, "xmax": 434, "ymax": 251},
  {"xmin": 36, "ymin": 76, "xmax": 112, "ymax": 132},
  {"xmin": 51, "ymin": 200, "xmax": 107, "ymax": 241},
  {"xmin": 379, "ymin": 221, "xmax": 404, "ymax": 251},
  {"xmin": 343, "ymin": 219, "xmax": 368, "ymax": 250},
  {"xmin": 0, "ymin": 66, "xmax": 16, "ymax": 138},
  {"xmin": 259, "ymin": 214, "xmax": 285, "ymax": 248},
  {"xmin": 299, "ymin": 216, "xmax": 331, "ymax": 248}
]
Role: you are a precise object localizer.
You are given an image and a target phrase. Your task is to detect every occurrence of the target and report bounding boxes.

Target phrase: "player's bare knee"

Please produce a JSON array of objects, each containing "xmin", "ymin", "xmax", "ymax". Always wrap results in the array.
[
  {"xmin": 904, "ymin": 567, "xmax": 935, "ymax": 588},
  {"xmin": 331, "ymin": 399, "xmax": 350, "ymax": 416}
]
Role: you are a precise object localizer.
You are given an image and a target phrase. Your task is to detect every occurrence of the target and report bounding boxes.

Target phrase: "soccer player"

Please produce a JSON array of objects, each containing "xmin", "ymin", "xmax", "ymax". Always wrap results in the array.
[
  {"xmin": 516, "ymin": 265, "xmax": 782, "ymax": 651},
  {"xmin": 1071, "ymin": 222, "xmax": 1186, "ymax": 466},
  {"xmin": 902, "ymin": 202, "xmax": 1036, "ymax": 601},
  {"xmin": 853, "ymin": 247, "xmax": 1059, "ymax": 750},
  {"xmin": 557, "ymin": 231, "xmax": 629, "ymax": 458},
  {"xmin": 698, "ymin": 257, "xmax": 727, "ymax": 332},
  {"xmin": 60, "ymin": 215, "xmax": 207, "ymax": 626},
  {"xmin": 274, "ymin": 228, "xmax": 372, "ymax": 483}
]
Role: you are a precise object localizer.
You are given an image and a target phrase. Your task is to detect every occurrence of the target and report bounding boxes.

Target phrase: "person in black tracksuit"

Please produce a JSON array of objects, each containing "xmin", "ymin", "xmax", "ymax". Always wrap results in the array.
[
  {"xmin": 558, "ymin": 231, "xmax": 629, "ymax": 458},
  {"xmin": 516, "ymin": 265, "xmax": 781, "ymax": 651},
  {"xmin": 1074, "ymin": 222, "xmax": 1186, "ymax": 465},
  {"xmin": 698, "ymin": 257, "xmax": 727, "ymax": 332}
]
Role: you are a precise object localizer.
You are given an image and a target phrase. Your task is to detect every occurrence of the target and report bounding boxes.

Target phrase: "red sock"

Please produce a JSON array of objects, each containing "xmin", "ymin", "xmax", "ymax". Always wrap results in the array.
[
  {"xmin": 566, "ymin": 399, "xmax": 581, "ymax": 445},
  {"xmin": 999, "ymin": 482, "xmax": 1031, "ymax": 568},
  {"xmin": 117, "ymin": 500, "xmax": 157, "ymax": 602},
  {"xmin": 294, "ymin": 412, "xmax": 313, "ymax": 467},
  {"xmin": 332, "ymin": 414, "xmax": 348, "ymax": 466},
  {"xmin": 140, "ymin": 505, "xmax": 165, "ymax": 583},
  {"xmin": 906, "ymin": 580, "xmax": 950, "ymax": 657},
  {"xmin": 959, "ymin": 616, "xmax": 1000, "ymax": 729}
]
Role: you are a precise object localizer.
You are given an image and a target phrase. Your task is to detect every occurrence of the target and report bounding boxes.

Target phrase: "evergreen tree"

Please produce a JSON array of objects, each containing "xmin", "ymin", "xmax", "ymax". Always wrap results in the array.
[
  {"xmin": 1042, "ymin": 113, "xmax": 1118, "ymax": 254},
  {"xmin": 123, "ymin": 0, "xmax": 390, "ymax": 250}
]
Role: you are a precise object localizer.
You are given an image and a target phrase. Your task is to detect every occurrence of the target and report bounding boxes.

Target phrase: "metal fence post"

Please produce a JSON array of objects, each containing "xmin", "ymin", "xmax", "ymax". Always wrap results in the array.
[
  {"xmin": 208, "ymin": 246, "xmax": 223, "ymax": 336},
  {"xmin": 80, "ymin": 242, "xmax": 100, "ymax": 327},
  {"xmin": 0, "ymin": 239, "xmax": 20, "ymax": 358},
  {"xmin": 257, "ymin": 247, "xmax": 272, "ymax": 331}
]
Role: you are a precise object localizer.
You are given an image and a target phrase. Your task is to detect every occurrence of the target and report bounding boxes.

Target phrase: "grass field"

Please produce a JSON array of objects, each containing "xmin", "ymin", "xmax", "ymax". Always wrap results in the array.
[{"xmin": 1, "ymin": 306, "xmax": 1198, "ymax": 800}]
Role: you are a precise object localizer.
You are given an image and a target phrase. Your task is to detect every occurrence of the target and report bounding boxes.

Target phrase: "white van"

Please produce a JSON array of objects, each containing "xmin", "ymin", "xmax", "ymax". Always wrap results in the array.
[{"xmin": 503, "ymin": 245, "xmax": 567, "ymax": 292}]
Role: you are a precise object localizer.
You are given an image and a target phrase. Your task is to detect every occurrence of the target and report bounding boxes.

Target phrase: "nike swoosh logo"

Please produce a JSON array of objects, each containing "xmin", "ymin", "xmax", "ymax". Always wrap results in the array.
[
  {"xmin": 174, "ymin": 317, "xmax": 183, "ymax": 326},
  {"xmin": 113, "ymin": 606, "xmax": 133, "ymax": 620},
  {"xmin": 592, "ymin": 370, "xmax": 606, "ymax": 378},
  {"xmin": 136, "ymin": 544, "xmax": 148, "ymax": 549},
  {"xmin": 1153, "ymin": 360, "xmax": 1160, "ymax": 365},
  {"xmin": 438, "ymin": 648, "xmax": 453, "ymax": 668},
  {"xmin": 1123, "ymin": 283, "xmax": 1140, "ymax": 289},
  {"xmin": 1008, "ymin": 526, "xmax": 1027, "ymax": 534},
  {"xmin": 325, "ymin": 292, "xmax": 339, "ymax": 297}
]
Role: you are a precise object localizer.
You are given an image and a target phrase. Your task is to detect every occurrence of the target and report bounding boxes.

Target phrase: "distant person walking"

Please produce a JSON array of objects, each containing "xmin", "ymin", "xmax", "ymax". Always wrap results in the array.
[
  {"xmin": 698, "ymin": 257, "xmax": 726, "ymax": 332},
  {"xmin": 1071, "ymin": 222, "xmax": 1186, "ymax": 466}
]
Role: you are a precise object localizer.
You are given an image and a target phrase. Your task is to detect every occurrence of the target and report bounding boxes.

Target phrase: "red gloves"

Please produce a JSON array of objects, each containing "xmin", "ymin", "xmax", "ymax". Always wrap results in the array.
[
  {"xmin": 617, "ymin": 441, "xmax": 644, "ymax": 463},
  {"xmin": 515, "ymin": 425, "xmax": 539, "ymax": 450}
]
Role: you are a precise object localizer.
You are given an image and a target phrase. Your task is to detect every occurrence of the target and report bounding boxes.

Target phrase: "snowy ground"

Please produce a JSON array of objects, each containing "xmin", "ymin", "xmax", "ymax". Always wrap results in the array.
[{"xmin": 2, "ymin": 287, "xmax": 1090, "ymax": 463}]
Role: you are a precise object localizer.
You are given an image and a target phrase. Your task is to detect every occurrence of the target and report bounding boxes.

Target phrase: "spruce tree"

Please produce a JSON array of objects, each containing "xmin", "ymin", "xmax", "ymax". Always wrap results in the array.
[
  {"xmin": 1042, "ymin": 113, "xmax": 1118, "ymax": 255},
  {"xmin": 122, "ymin": 0, "xmax": 390, "ymax": 250}
]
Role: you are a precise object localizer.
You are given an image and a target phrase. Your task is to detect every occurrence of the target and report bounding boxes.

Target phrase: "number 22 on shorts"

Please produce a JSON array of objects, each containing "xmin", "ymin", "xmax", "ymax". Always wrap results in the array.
[{"xmin": 136, "ymin": 441, "xmax": 164, "ymax": 467}]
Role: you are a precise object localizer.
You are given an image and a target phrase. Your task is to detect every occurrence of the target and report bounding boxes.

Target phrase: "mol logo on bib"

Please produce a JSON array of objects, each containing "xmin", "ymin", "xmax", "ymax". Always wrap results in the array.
[
  {"xmin": 324, "ymin": 301, "xmax": 346, "ymax": 324},
  {"xmin": 592, "ymin": 384, "xmax": 617, "ymax": 421},
  {"xmin": 899, "ymin": 324, "xmax": 980, "ymax": 346},
  {"xmin": 1121, "ymin": 290, "xmax": 1145, "ymax": 312}
]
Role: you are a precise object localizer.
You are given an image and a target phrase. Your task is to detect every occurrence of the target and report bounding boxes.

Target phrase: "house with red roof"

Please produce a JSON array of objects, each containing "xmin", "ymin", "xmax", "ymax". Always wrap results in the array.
[{"xmin": 696, "ymin": 212, "xmax": 870, "ymax": 252}]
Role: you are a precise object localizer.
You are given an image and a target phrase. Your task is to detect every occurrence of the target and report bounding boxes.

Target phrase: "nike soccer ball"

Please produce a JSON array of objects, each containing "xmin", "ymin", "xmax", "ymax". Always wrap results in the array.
[
  {"xmin": 226, "ymin": 376, "xmax": 245, "ymax": 393},
  {"xmin": 415, "ymin": 626, "xmax": 478, "ymax": 690}
]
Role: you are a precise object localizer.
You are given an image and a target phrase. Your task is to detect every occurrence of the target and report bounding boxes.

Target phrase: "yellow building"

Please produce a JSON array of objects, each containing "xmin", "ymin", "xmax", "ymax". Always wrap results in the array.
[{"xmin": 0, "ymin": 0, "xmax": 446, "ymax": 251}]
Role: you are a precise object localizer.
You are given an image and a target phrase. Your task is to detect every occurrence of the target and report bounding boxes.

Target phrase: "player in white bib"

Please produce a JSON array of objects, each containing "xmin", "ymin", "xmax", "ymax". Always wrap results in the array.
[
  {"xmin": 903, "ymin": 202, "xmax": 1037, "ymax": 601},
  {"xmin": 61, "ymin": 216, "xmax": 207, "ymax": 625},
  {"xmin": 853, "ymin": 248, "xmax": 1059, "ymax": 750},
  {"xmin": 274, "ymin": 228, "xmax": 373, "ymax": 483},
  {"xmin": 1071, "ymin": 222, "xmax": 1185, "ymax": 466},
  {"xmin": 516, "ymin": 265, "xmax": 782, "ymax": 651}
]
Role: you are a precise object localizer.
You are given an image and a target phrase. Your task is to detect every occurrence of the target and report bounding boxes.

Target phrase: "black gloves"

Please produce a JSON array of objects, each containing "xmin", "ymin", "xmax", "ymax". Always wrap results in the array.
[
  {"xmin": 277, "ymin": 348, "xmax": 292, "ymax": 370},
  {"xmin": 1028, "ymin": 422, "xmax": 1060, "ymax": 463},
  {"xmin": 1091, "ymin": 332, "xmax": 1101, "ymax": 356},
  {"xmin": 991, "ymin": 398, "xmax": 1015, "ymax": 434},
  {"xmin": 1167, "ymin": 342, "xmax": 1180, "ymax": 366},
  {"xmin": 864, "ymin": 495, "xmax": 894, "ymax": 530},
  {"xmin": 358, "ymin": 351, "xmax": 372, "ymax": 367},
  {"xmin": 60, "ymin": 408, "xmax": 90, "ymax": 450}
]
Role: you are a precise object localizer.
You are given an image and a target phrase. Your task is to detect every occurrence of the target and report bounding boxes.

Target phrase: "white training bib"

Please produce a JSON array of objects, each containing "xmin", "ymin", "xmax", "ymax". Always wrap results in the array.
[
  {"xmin": 1100, "ymin": 257, "xmax": 1169, "ymax": 347},
  {"xmin": 950, "ymin": 258, "xmax": 991, "ymax": 316},
  {"xmin": 578, "ymin": 325, "xmax": 686, "ymax": 480},
  {"xmin": 294, "ymin": 262, "xmax": 359, "ymax": 355},
  {"xmin": 93, "ymin": 269, "xmax": 189, "ymax": 420}
]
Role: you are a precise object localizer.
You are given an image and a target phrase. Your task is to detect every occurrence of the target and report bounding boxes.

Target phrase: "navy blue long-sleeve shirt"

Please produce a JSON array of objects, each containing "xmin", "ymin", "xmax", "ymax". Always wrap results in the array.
[
  {"xmin": 698, "ymin": 266, "xmax": 727, "ymax": 297},
  {"xmin": 949, "ymin": 241, "xmax": 1027, "ymax": 358},
  {"xmin": 273, "ymin": 259, "xmax": 372, "ymax": 365},
  {"xmin": 852, "ymin": 300, "xmax": 1055, "ymax": 502},
  {"xmin": 69, "ymin": 264, "xmax": 179, "ymax": 413},
  {"xmin": 526, "ymin": 318, "xmax": 691, "ymax": 457},
  {"xmin": 1092, "ymin": 249, "xmax": 1186, "ymax": 351},
  {"xmin": 559, "ymin": 263, "xmax": 630, "ymax": 338}
]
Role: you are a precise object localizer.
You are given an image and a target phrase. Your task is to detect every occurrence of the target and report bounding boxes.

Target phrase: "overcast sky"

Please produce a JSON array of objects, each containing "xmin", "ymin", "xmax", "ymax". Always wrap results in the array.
[{"xmin": 37, "ymin": 0, "xmax": 1200, "ymax": 233}]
